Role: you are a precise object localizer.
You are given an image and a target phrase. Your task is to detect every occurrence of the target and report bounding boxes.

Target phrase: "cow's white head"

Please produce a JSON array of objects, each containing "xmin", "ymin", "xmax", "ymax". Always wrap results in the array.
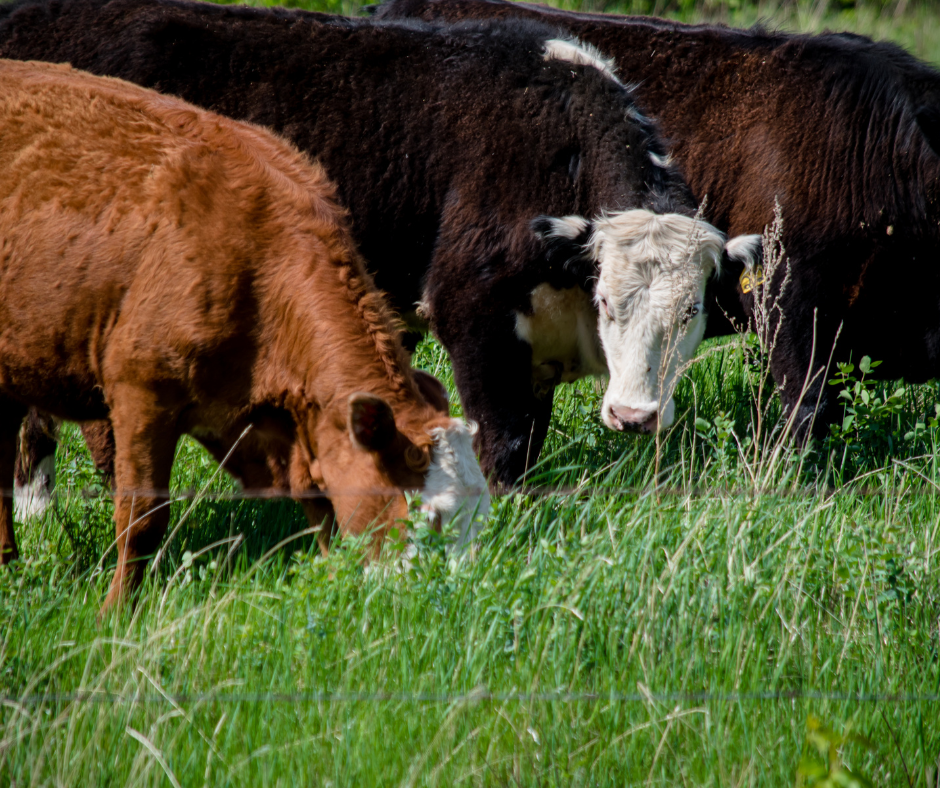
[{"xmin": 534, "ymin": 209, "xmax": 761, "ymax": 433}]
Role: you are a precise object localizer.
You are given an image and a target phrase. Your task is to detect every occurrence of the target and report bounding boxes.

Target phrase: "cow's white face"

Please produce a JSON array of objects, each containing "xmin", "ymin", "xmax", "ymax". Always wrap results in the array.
[
  {"xmin": 534, "ymin": 210, "xmax": 761, "ymax": 434},
  {"xmin": 591, "ymin": 211, "xmax": 723, "ymax": 432}
]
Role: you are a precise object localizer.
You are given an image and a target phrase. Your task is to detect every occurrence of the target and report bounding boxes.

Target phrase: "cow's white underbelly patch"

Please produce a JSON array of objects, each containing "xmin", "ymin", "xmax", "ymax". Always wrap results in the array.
[{"xmin": 514, "ymin": 283, "xmax": 607, "ymax": 383}]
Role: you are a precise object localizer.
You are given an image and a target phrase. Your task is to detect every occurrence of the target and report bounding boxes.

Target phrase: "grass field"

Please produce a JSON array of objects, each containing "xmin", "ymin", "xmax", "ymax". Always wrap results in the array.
[{"xmin": 4, "ymin": 2, "xmax": 940, "ymax": 786}]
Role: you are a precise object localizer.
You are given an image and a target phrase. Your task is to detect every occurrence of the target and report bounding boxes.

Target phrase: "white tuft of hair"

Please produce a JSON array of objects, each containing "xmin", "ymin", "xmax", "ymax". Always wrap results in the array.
[
  {"xmin": 589, "ymin": 209, "xmax": 727, "ymax": 281},
  {"xmin": 543, "ymin": 38, "xmax": 620, "ymax": 84},
  {"xmin": 648, "ymin": 151, "xmax": 673, "ymax": 169},
  {"xmin": 724, "ymin": 234, "xmax": 763, "ymax": 268},
  {"xmin": 422, "ymin": 421, "xmax": 490, "ymax": 552},
  {"xmin": 538, "ymin": 215, "xmax": 590, "ymax": 241},
  {"xmin": 13, "ymin": 454, "xmax": 55, "ymax": 520}
]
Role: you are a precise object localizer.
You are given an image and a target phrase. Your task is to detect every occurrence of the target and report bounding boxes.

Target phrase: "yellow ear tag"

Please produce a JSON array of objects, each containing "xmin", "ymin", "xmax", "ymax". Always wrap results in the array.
[{"xmin": 739, "ymin": 265, "xmax": 765, "ymax": 294}]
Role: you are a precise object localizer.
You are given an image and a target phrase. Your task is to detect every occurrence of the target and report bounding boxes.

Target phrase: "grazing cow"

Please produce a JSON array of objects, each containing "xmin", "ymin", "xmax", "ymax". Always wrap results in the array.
[
  {"xmin": 377, "ymin": 0, "xmax": 940, "ymax": 439},
  {"xmin": 0, "ymin": 59, "xmax": 488, "ymax": 610},
  {"xmin": 0, "ymin": 0, "xmax": 760, "ymax": 488}
]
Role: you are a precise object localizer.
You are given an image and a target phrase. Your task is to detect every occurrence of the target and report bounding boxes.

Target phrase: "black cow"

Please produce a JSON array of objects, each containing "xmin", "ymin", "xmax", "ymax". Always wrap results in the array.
[
  {"xmin": 377, "ymin": 0, "xmax": 940, "ymax": 438},
  {"xmin": 0, "ymin": 0, "xmax": 757, "ymax": 488}
]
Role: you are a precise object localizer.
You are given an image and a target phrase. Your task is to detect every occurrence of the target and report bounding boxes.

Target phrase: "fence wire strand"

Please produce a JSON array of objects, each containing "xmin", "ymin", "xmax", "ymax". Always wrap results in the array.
[
  {"xmin": 3, "ymin": 690, "xmax": 939, "ymax": 707},
  {"xmin": 6, "ymin": 484, "xmax": 940, "ymax": 501}
]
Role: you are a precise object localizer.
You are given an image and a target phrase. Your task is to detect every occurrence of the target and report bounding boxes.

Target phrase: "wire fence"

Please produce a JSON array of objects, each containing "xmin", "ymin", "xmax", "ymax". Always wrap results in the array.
[
  {"xmin": 6, "ymin": 482, "xmax": 940, "ymax": 501},
  {"xmin": 4, "ymin": 690, "xmax": 940, "ymax": 707}
]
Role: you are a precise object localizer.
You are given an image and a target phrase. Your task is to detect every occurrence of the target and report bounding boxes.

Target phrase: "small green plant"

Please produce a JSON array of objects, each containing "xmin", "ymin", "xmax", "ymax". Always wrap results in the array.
[
  {"xmin": 796, "ymin": 715, "xmax": 874, "ymax": 788},
  {"xmin": 825, "ymin": 356, "xmax": 940, "ymax": 479}
]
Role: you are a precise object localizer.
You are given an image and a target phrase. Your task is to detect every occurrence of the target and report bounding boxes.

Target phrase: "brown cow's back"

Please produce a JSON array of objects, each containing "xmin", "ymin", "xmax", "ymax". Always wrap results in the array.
[
  {"xmin": 0, "ymin": 60, "xmax": 485, "ymax": 610},
  {"xmin": 0, "ymin": 59, "xmax": 418, "ymax": 426}
]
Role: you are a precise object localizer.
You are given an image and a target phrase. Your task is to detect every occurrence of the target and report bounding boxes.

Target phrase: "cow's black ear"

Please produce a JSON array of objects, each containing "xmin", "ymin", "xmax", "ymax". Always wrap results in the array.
[
  {"xmin": 915, "ymin": 103, "xmax": 940, "ymax": 158},
  {"xmin": 531, "ymin": 215, "xmax": 594, "ymax": 284}
]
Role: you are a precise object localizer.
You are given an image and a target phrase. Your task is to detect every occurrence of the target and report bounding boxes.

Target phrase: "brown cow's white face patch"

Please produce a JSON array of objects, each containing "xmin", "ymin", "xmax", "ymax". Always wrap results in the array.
[
  {"xmin": 13, "ymin": 453, "xmax": 55, "ymax": 520},
  {"xmin": 421, "ymin": 420, "xmax": 490, "ymax": 551},
  {"xmin": 514, "ymin": 283, "xmax": 607, "ymax": 393}
]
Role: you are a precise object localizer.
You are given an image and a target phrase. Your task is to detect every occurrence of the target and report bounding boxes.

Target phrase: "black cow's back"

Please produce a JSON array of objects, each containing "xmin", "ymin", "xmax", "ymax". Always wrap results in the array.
[{"xmin": 377, "ymin": 0, "xmax": 940, "ymax": 439}]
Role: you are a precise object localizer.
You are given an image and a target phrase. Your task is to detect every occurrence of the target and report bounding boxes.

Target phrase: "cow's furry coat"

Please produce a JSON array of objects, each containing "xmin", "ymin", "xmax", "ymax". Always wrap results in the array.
[
  {"xmin": 376, "ymin": 0, "xmax": 940, "ymax": 436},
  {"xmin": 0, "ymin": 59, "xmax": 481, "ymax": 609},
  {"xmin": 0, "ymin": 0, "xmax": 698, "ymax": 483}
]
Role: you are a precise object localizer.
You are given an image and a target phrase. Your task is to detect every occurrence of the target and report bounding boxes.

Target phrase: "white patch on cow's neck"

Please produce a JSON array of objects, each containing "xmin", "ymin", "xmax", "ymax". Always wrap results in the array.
[
  {"xmin": 543, "ymin": 38, "xmax": 620, "ymax": 84},
  {"xmin": 514, "ymin": 283, "xmax": 607, "ymax": 385},
  {"xmin": 422, "ymin": 421, "xmax": 490, "ymax": 552},
  {"xmin": 626, "ymin": 103, "xmax": 645, "ymax": 121},
  {"xmin": 13, "ymin": 453, "xmax": 55, "ymax": 520}
]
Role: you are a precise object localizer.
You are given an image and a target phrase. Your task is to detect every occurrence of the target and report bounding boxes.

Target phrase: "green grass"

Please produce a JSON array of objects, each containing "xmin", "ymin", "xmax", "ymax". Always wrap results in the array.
[
  {"xmin": 5, "ymin": 1, "xmax": 940, "ymax": 785},
  {"xmin": 4, "ymin": 332, "xmax": 940, "ymax": 786},
  {"xmin": 542, "ymin": 0, "xmax": 940, "ymax": 67}
]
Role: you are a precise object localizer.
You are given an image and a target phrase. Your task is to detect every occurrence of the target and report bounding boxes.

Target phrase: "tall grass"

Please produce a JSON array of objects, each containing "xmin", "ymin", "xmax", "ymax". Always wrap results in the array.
[{"xmin": 4, "ymin": 331, "xmax": 940, "ymax": 786}]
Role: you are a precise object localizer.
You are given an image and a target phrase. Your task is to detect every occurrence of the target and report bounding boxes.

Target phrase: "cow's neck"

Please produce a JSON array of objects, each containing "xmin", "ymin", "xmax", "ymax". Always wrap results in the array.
[{"xmin": 257, "ymin": 240, "xmax": 422, "ymax": 423}]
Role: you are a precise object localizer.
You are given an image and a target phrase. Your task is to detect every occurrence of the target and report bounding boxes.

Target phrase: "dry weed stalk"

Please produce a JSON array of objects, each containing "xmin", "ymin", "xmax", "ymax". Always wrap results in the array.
[
  {"xmin": 728, "ymin": 201, "xmax": 839, "ymax": 491},
  {"xmin": 652, "ymin": 201, "xmax": 712, "ymax": 486},
  {"xmin": 654, "ymin": 200, "xmax": 845, "ymax": 494}
]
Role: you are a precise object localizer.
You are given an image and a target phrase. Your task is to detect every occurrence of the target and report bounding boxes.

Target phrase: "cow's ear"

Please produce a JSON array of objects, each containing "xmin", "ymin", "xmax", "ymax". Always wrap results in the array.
[
  {"xmin": 412, "ymin": 369, "xmax": 449, "ymax": 414},
  {"xmin": 722, "ymin": 234, "xmax": 763, "ymax": 277},
  {"xmin": 348, "ymin": 393, "xmax": 398, "ymax": 452},
  {"xmin": 532, "ymin": 215, "xmax": 594, "ymax": 282}
]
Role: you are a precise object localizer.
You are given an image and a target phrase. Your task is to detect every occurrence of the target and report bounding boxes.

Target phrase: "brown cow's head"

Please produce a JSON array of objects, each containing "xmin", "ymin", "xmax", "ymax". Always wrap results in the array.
[
  {"xmin": 13, "ymin": 410, "xmax": 59, "ymax": 520},
  {"xmin": 299, "ymin": 380, "xmax": 489, "ymax": 553}
]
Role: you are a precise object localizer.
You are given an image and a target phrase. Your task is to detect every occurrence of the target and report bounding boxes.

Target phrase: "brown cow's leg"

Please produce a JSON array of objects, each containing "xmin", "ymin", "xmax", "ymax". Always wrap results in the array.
[
  {"xmin": 80, "ymin": 420, "xmax": 116, "ymax": 480},
  {"xmin": 300, "ymin": 498, "xmax": 337, "ymax": 556},
  {"xmin": 0, "ymin": 401, "xmax": 28, "ymax": 564},
  {"xmin": 101, "ymin": 388, "xmax": 180, "ymax": 613}
]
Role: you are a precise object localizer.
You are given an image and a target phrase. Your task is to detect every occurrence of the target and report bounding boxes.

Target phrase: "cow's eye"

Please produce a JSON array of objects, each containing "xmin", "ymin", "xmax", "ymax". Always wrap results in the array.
[
  {"xmin": 683, "ymin": 304, "xmax": 701, "ymax": 324},
  {"xmin": 598, "ymin": 296, "xmax": 612, "ymax": 320}
]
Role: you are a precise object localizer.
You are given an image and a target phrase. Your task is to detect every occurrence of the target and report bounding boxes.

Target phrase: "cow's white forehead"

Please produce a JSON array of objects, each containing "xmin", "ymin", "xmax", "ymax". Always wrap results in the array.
[
  {"xmin": 589, "ymin": 210, "xmax": 725, "ymax": 310},
  {"xmin": 422, "ymin": 420, "xmax": 490, "ymax": 550},
  {"xmin": 590, "ymin": 209, "xmax": 726, "ymax": 277}
]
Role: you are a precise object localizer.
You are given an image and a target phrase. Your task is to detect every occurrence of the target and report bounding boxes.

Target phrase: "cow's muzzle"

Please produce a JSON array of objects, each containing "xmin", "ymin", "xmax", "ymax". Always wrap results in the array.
[{"xmin": 606, "ymin": 405, "xmax": 659, "ymax": 434}]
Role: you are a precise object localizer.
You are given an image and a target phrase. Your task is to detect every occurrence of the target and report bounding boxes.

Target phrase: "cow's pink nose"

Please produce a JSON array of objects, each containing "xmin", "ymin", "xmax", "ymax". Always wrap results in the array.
[{"xmin": 608, "ymin": 406, "xmax": 658, "ymax": 433}]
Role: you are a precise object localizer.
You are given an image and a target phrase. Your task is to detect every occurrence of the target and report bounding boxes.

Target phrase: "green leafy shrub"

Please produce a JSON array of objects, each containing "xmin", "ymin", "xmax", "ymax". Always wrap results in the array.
[{"xmin": 797, "ymin": 715, "xmax": 874, "ymax": 788}]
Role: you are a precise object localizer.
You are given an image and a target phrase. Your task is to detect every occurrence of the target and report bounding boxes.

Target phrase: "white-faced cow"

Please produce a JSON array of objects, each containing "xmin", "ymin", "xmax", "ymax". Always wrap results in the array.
[
  {"xmin": 378, "ymin": 0, "xmax": 940, "ymax": 441},
  {"xmin": 0, "ymin": 0, "xmax": 760, "ymax": 491},
  {"xmin": 530, "ymin": 210, "xmax": 748, "ymax": 432}
]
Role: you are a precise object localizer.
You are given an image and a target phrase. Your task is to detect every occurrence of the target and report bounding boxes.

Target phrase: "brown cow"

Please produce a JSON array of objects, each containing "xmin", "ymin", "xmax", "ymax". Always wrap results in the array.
[{"xmin": 0, "ymin": 59, "xmax": 488, "ymax": 610}]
